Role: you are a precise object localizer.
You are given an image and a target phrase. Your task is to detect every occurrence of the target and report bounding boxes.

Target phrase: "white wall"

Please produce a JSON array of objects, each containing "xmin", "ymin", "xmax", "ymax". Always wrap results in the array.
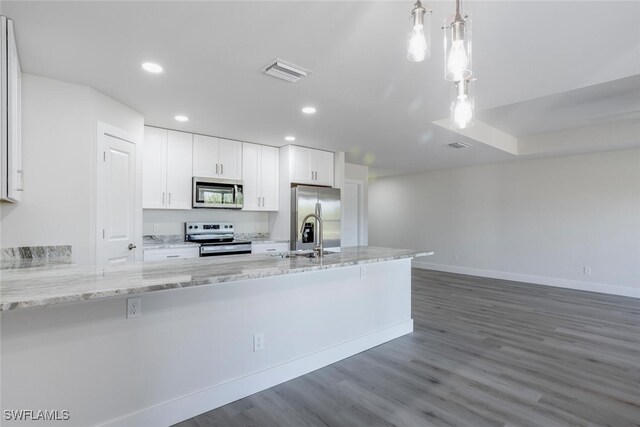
[
  {"xmin": 143, "ymin": 209, "xmax": 269, "ymax": 236},
  {"xmin": 345, "ymin": 163, "xmax": 369, "ymax": 245},
  {"xmin": 369, "ymin": 149, "xmax": 640, "ymax": 296},
  {"xmin": 0, "ymin": 74, "xmax": 144, "ymax": 264}
]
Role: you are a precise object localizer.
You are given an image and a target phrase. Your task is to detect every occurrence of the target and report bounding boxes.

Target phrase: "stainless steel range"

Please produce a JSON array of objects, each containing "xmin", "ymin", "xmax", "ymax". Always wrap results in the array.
[{"xmin": 185, "ymin": 222, "xmax": 252, "ymax": 257}]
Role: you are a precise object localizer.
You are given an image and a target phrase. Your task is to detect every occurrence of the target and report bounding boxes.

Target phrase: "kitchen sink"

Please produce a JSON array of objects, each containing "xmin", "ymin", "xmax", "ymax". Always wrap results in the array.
[{"xmin": 270, "ymin": 250, "xmax": 336, "ymax": 259}]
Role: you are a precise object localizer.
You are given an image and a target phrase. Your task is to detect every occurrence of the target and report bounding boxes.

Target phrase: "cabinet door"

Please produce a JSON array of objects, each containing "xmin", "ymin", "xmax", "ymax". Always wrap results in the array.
[
  {"xmin": 4, "ymin": 18, "xmax": 21, "ymax": 202},
  {"xmin": 218, "ymin": 138, "xmax": 242, "ymax": 180},
  {"xmin": 242, "ymin": 142, "xmax": 260, "ymax": 211},
  {"xmin": 192, "ymin": 134, "xmax": 219, "ymax": 177},
  {"xmin": 260, "ymin": 145, "xmax": 279, "ymax": 211},
  {"xmin": 142, "ymin": 127, "xmax": 167, "ymax": 209},
  {"xmin": 166, "ymin": 130, "xmax": 193, "ymax": 210},
  {"xmin": 251, "ymin": 242, "xmax": 288, "ymax": 254},
  {"xmin": 144, "ymin": 246, "xmax": 199, "ymax": 261},
  {"xmin": 290, "ymin": 145, "xmax": 313, "ymax": 184},
  {"xmin": 312, "ymin": 150, "xmax": 334, "ymax": 187}
]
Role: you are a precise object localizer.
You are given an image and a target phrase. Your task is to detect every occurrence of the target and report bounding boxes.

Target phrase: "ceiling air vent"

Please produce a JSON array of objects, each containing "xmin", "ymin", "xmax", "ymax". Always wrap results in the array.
[
  {"xmin": 260, "ymin": 59, "xmax": 311, "ymax": 83},
  {"xmin": 448, "ymin": 142, "xmax": 471, "ymax": 149}
]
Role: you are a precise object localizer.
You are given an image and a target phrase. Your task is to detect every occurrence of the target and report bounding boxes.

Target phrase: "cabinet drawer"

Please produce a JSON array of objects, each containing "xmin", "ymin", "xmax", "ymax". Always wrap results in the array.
[
  {"xmin": 143, "ymin": 246, "xmax": 200, "ymax": 261},
  {"xmin": 251, "ymin": 242, "xmax": 289, "ymax": 254}
]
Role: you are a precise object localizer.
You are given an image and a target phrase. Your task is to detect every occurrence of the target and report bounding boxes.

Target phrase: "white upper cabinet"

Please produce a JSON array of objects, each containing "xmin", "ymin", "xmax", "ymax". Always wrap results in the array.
[
  {"xmin": 1, "ymin": 17, "xmax": 22, "ymax": 202},
  {"xmin": 193, "ymin": 135, "xmax": 242, "ymax": 180},
  {"xmin": 218, "ymin": 138, "xmax": 242, "ymax": 179},
  {"xmin": 242, "ymin": 142, "xmax": 279, "ymax": 211},
  {"xmin": 165, "ymin": 131, "xmax": 193, "ymax": 209},
  {"xmin": 142, "ymin": 127, "xmax": 167, "ymax": 209},
  {"xmin": 260, "ymin": 145, "xmax": 279, "ymax": 210},
  {"xmin": 142, "ymin": 127, "xmax": 193, "ymax": 210},
  {"xmin": 289, "ymin": 145, "xmax": 334, "ymax": 187}
]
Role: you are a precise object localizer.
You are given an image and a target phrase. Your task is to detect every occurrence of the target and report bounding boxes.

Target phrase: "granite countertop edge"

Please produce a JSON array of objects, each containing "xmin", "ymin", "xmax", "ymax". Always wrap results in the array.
[{"xmin": 0, "ymin": 248, "xmax": 431, "ymax": 312}]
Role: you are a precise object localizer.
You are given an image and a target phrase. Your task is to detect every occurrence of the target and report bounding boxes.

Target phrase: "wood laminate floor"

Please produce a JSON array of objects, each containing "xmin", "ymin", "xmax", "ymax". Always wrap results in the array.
[{"xmin": 174, "ymin": 269, "xmax": 640, "ymax": 427}]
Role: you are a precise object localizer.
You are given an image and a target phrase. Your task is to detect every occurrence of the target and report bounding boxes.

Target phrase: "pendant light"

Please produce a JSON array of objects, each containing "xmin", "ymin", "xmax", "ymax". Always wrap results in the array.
[
  {"xmin": 407, "ymin": 1, "xmax": 431, "ymax": 62},
  {"xmin": 450, "ymin": 78, "xmax": 474, "ymax": 129},
  {"xmin": 443, "ymin": 0, "xmax": 472, "ymax": 81}
]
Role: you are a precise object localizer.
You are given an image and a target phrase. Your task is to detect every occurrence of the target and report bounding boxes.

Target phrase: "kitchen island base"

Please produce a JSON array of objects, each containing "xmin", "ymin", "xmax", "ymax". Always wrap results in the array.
[{"xmin": 1, "ymin": 258, "xmax": 413, "ymax": 426}]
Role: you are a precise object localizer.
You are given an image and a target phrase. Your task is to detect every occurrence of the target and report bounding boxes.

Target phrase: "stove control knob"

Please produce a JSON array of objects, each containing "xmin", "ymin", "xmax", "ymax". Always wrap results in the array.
[
  {"xmin": 188, "ymin": 226, "xmax": 193, "ymax": 229},
  {"xmin": 194, "ymin": 226, "xmax": 198, "ymax": 229}
]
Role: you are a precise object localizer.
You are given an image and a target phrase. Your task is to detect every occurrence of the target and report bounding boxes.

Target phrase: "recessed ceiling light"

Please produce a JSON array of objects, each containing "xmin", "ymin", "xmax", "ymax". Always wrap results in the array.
[
  {"xmin": 174, "ymin": 115, "xmax": 189, "ymax": 122},
  {"xmin": 302, "ymin": 106, "xmax": 316, "ymax": 114},
  {"xmin": 285, "ymin": 136, "xmax": 296, "ymax": 142},
  {"xmin": 141, "ymin": 62, "xmax": 163, "ymax": 73}
]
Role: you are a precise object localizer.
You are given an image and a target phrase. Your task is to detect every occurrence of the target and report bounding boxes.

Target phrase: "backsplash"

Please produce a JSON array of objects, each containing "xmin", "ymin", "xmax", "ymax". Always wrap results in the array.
[{"xmin": 143, "ymin": 209, "xmax": 269, "ymax": 236}]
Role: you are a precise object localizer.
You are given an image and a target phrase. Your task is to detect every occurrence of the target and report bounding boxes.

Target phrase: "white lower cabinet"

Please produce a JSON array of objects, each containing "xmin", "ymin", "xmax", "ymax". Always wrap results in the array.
[
  {"xmin": 142, "ymin": 126, "xmax": 193, "ymax": 209},
  {"xmin": 242, "ymin": 142, "xmax": 279, "ymax": 211},
  {"xmin": 143, "ymin": 246, "xmax": 199, "ymax": 261},
  {"xmin": 251, "ymin": 242, "xmax": 289, "ymax": 254}
]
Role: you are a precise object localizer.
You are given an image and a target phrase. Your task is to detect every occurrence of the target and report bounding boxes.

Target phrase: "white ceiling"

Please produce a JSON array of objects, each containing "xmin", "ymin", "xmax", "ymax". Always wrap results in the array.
[{"xmin": 4, "ymin": 0, "xmax": 640, "ymax": 176}]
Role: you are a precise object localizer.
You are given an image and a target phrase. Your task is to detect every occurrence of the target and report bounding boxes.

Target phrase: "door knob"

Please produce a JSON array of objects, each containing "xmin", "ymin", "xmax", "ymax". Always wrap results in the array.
[{"xmin": 128, "ymin": 243, "xmax": 137, "ymax": 250}]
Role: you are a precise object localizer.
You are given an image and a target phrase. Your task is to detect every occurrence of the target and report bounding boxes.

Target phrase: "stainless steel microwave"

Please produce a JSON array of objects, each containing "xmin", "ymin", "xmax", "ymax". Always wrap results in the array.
[{"xmin": 192, "ymin": 177, "xmax": 244, "ymax": 209}]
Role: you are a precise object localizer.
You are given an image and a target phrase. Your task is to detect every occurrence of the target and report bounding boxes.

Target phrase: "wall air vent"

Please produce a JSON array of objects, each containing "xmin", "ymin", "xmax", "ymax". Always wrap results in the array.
[
  {"xmin": 448, "ymin": 142, "xmax": 471, "ymax": 149},
  {"xmin": 260, "ymin": 58, "xmax": 311, "ymax": 83}
]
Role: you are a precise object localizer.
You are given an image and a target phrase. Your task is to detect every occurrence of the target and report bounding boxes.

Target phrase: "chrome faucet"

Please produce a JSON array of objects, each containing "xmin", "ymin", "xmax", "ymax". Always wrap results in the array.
[{"xmin": 300, "ymin": 203, "xmax": 324, "ymax": 257}]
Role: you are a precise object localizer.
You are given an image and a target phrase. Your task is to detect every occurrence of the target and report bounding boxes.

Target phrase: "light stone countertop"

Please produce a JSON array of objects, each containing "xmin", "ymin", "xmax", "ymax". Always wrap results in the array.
[{"xmin": 0, "ymin": 247, "xmax": 431, "ymax": 312}]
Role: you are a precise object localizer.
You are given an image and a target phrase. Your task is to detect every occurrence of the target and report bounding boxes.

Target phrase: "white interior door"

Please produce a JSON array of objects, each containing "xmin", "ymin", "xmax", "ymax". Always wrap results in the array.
[
  {"xmin": 343, "ymin": 181, "xmax": 360, "ymax": 247},
  {"xmin": 98, "ymin": 128, "xmax": 138, "ymax": 264}
]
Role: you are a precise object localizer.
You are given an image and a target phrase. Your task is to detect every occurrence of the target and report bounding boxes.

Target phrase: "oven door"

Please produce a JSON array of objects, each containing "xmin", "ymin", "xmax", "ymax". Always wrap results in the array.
[{"xmin": 193, "ymin": 177, "xmax": 244, "ymax": 209}]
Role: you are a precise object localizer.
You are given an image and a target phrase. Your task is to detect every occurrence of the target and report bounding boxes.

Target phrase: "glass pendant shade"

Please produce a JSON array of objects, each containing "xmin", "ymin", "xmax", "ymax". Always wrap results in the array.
[
  {"xmin": 407, "ymin": 2, "xmax": 431, "ymax": 62},
  {"xmin": 443, "ymin": 13, "xmax": 472, "ymax": 81},
  {"xmin": 450, "ymin": 78, "xmax": 475, "ymax": 129}
]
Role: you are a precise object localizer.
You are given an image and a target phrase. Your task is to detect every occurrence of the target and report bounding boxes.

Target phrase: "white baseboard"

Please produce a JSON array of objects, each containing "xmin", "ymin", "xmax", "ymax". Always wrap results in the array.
[
  {"xmin": 101, "ymin": 319, "xmax": 414, "ymax": 427},
  {"xmin": 412, "ymin": 260, "xmax": 639, "ymax": 299}
]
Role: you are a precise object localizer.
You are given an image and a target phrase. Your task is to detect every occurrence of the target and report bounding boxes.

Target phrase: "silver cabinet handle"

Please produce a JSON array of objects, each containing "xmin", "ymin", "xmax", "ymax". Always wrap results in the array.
[
  {"xmin": 162, "ymin": 192, "xmax": 165, "ymax": 204},
  {"xmin": 16, "ymin": 169, "xmax": 23, "ymax": 191},
  {"xmin": 261, "ymin": 197, "xmax": 264, "ymax": 207},
  {"xmin": 258, "ymin": 196, "xmax": 261, "ymax": 207},
  {"xmin": 166, "ymin": 255, "xmax": 180, "ymax": 258},
  {"xmin": 128, "ymin": 243, "xmax": 137, "ymax": 250},
  {"xmin": 216, "ymin": 163, "xmax": 219, "ymax": 175},
  {"xmin": 221, "ymin": 164, "xmax": 224, "ymax": 175},
  {"xmin": 266, "ymin": 248, "xmax": 276, "ymax": 251}
]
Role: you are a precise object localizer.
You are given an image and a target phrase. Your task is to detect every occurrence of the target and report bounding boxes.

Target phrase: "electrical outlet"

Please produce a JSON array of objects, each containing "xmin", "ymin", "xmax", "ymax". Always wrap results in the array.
[
  {"xmin": 253, "ymin": 333, "xmax": 264, "ymax": 352},
  {"xmin": 153, "ymin": 223, "xmax": 160, "ymax": 233},
  {"xmin": 127, "ymin": 297, "xmax": 141, "ymax": 319},
  {"xmin": 583, "ymin": 266, "xmax": 592, "ymax": 276},
  {"xmin": 453, "ymin": 254, "xmax": 460, "ymax": 264},
  {"xmin": 360, "ymin": 267, "xmax": 366, "ymax": 279}
]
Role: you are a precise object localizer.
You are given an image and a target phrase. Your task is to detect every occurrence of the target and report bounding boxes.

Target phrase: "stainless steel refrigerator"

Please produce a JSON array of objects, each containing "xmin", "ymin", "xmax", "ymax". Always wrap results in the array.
[{"xmin": 291, "ymin": 186, "xmax": 341, "ymax": 251}]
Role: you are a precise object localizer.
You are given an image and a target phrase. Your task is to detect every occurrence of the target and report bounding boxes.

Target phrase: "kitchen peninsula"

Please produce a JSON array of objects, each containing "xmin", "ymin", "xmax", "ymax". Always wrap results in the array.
[{"xmin": 1, "ymin": 247, "xmax": 429, "ymax": 426}]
